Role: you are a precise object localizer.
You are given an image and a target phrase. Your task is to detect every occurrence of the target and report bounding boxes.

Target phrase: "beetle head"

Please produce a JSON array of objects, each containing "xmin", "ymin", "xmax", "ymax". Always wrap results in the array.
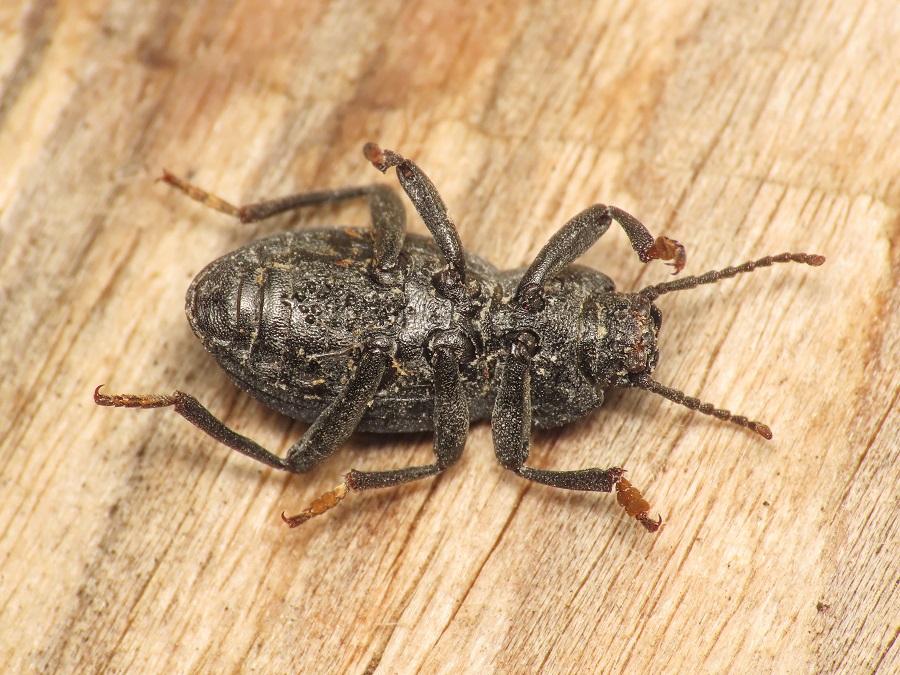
[
  {"xmin": 575, "ymin": 249, "xmax": 826, "ymax": 439},
  {"xmin": 580, "ymin": 292, "xmax": 662, "ymax": 389}
]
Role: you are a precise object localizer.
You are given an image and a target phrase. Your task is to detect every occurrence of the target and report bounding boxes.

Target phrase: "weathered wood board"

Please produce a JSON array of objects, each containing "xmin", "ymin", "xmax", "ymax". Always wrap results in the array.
[{"xmin": 1, "ymin": 1, "xmax": 898, "ymax": 672}]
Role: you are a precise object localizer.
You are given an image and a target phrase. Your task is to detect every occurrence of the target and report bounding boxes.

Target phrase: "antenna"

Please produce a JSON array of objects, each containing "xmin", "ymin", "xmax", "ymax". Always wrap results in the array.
[
  {"xmin": 634, "ymin": 374, "xmax": 773, "ymax": 438},
  {"xmin": 640, "ymin": 252, "xmax": 824, "ymax": 302},
  {"xmin": 634, "ymin": 250, "xmax": 825, "ymax": 438}
]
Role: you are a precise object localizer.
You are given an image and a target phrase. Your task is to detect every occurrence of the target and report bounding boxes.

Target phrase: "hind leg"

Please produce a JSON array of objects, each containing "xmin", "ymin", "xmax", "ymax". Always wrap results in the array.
[
  {"xmin": 160, "ymin": 170, "xmax": 406, "ymax": 284},
  {"xmin": 95, "ymin": 338, "xmax": 394, "ymax": 521}
]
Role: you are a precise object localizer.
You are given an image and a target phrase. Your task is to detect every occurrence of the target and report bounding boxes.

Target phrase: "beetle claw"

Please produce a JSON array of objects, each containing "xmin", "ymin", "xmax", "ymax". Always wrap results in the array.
[{"xmin": 636, "ymin": 512, "xmax": 663, "ymax": 533}]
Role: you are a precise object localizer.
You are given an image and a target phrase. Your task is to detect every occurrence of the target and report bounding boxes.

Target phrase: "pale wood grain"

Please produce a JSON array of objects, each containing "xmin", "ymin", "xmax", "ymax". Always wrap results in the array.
[{"xmin": 1, "ymin": 1, "xmax": 898, "ymax": 673}]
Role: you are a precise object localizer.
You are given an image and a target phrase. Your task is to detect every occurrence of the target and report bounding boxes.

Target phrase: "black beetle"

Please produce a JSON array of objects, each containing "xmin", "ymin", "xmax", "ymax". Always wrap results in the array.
[{"xmin": 96, "ymin": 143, "xmax": 824, "ymax": 532}]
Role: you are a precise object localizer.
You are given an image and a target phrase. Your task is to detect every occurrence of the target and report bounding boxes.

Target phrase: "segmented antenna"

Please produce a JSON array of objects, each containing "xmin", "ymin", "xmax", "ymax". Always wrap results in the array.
[
  {"xmin": 635, "ymin": 251, "xmax": 824, "ymax": 438},
  {"xmin": 640, "ymin": 252, "xmax": 824, "ymax": 302},
  {"xmin": 634, "ymin": 374, "xmax": 772, "ymax": 438}
]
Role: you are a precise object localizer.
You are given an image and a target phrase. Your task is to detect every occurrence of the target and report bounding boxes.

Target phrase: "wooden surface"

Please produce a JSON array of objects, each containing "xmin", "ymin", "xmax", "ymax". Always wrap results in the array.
[{"xmin": 2, "ymin": 1, "xmax": 898, "ymax": 673}]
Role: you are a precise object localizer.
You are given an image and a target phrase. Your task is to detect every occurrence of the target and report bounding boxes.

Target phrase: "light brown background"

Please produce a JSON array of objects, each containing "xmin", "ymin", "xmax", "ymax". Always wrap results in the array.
[{"xmin": 2, "ymin": 1, "xmax": 898, "ymax": 673}]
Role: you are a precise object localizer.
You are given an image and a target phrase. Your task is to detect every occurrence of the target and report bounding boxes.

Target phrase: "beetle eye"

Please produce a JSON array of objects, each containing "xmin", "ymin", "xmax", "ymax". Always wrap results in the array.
[{"xmin": 650, "ymin": 304, "xmax": 662, "ymax": 331}]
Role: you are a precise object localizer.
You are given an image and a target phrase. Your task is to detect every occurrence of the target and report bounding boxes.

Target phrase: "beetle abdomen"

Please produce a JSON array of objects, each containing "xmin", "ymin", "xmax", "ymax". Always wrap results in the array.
[
  {"xmin": 186, "ymin": 229, "xmax": 406, "ymax": 419},
  {"xmin": 187, "ymin": 227, "xmax": 503, "ymax": 431}
]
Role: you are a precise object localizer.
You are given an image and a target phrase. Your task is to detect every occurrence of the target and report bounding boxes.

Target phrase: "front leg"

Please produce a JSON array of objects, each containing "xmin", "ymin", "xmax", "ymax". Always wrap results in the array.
[
  {"xmin": 491, "ymin": 332, "xmax": 661, "ymax": 532},
  {"xmin": 515, "ymin": 204, "xmax": 686, "ymax": 311}
]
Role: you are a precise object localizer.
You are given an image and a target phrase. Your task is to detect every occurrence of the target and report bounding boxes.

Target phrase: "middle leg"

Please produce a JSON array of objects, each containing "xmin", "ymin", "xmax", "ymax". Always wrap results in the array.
[{"xmin": 283, "ymin": 333, "xmax": 470, "ymax": 526}]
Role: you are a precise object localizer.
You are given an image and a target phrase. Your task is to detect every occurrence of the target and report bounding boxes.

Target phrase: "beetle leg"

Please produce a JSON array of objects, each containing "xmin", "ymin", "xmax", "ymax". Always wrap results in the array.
[
  {"xmin": 514, "ymin": 204, "xmax": 686, "ymax": 311},
  {"xmin": 94, "ymin": 337, "xmax": 391, "ymax": 473},
  {"xmin": 280, "ymin": 337, "xmax": 394, "ymax": 474},
  {"xmin": 490, "ymin": 333, "xmax": 661, "ymax": 532},
  {"xmin": 284, "ymin": 341, "xmax": 470, "ymax": 526},
  {"xmin": 159, "ymin": 171, "xmax": 406, "ymax": 285},
  {"xmin": 363, "ymin": 143, "xmax": 469, "ymax": 298},
  {"xmin": 491, "ymin": 332, "xmax": 536, "ymax": 475},
  {"xmin": 95, "ymin": 338, "xmax": 394, "ymax": 524},
  {"xmin": 94, "ymin": 385, "xmax": 298, "ymax": 471},
  {"xmin": 341, "ymin": 341, "xmax": 469, "ymax": 493}
]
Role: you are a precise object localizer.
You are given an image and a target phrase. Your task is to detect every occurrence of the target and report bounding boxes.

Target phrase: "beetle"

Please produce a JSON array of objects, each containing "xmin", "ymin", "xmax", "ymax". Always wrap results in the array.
[{"xmin": 95, "ymin": 143, "xmax": 824, "ymax": 532}]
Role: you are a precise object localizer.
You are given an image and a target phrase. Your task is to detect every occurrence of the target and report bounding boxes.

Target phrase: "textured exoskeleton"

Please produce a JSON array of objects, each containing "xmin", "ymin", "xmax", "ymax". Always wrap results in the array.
[{"xmin": 96, "ymin": 144, "xmax": 823, "ymax": 532}]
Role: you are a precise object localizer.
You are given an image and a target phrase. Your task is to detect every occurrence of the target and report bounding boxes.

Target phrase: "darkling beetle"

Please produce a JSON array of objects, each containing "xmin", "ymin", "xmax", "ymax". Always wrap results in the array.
[{"xmin": 95, "ymin": 143, "xmax": 824, "ymax": 532}]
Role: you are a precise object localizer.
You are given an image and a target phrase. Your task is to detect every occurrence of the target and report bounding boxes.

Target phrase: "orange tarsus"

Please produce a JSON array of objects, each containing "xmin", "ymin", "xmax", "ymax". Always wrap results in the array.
[
  {"xmin": 281, "ymin": 481, "xmax": 350, "ymax": 527},
  {"xmin": 616, "ymin": 476, "xmax": 662, "ymax": 533},
  {"xmin": 647, "ymin": 235, "xmax": 686, "ymax": 275},
  {"xmin": 158, "ymin": 170, "xmax": 244, "ymax": 220},
  {"xmin": 363, "ymin": 142, "xmax": 404, "ymax": 174},
  {"xmin": 362, "ymin": 142, "xmax": 383, "ymax": 167},
  {"xmin": 93, "ymin": 385, "xmax": 176, "ymax": 409}
]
